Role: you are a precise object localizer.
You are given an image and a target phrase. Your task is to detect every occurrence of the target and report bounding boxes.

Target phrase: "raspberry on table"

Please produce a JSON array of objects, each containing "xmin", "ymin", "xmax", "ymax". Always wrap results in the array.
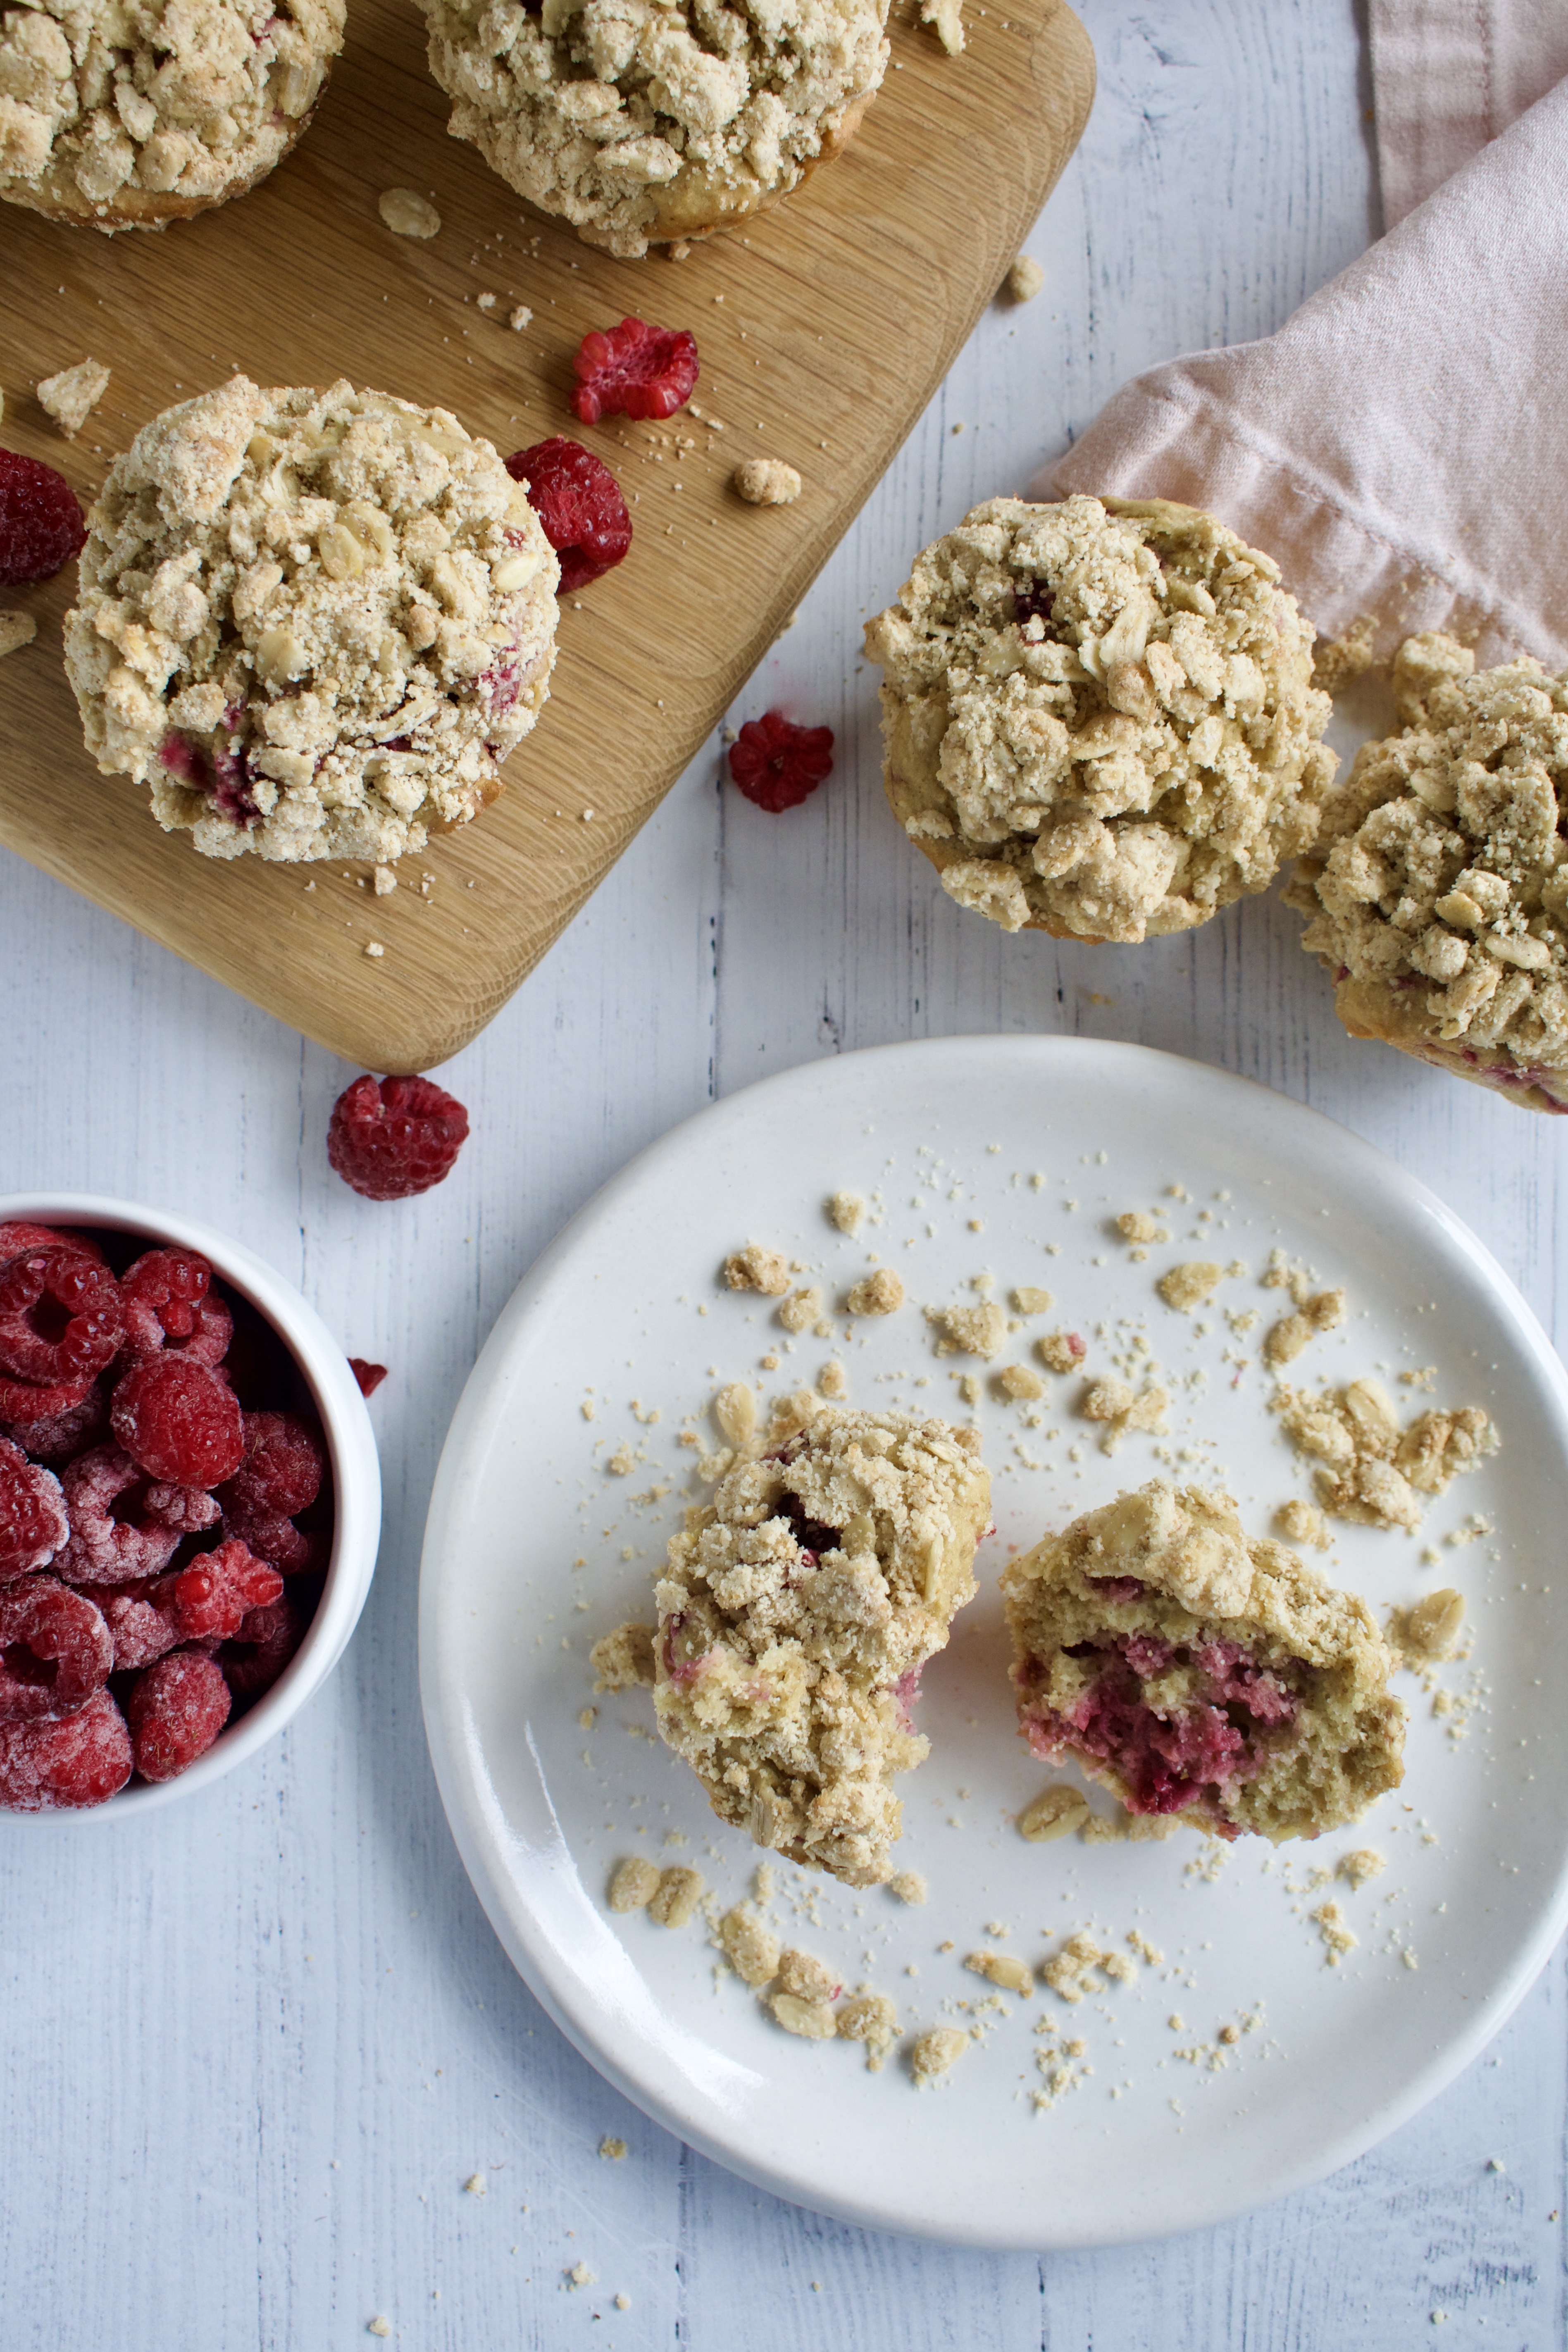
[
  {"xmin": 127, "ymin": 1649, "xmax": 232, "ymax": 1782},
  {"xmin": 0, "ymin": 1575, "xmax": 112, "ymax": 1721},
  {"xmin": 0, "ymin": 1687, "xmax": 132, "ymax": 1811},
  {"xmin": 217, "ymin": 1596, "xmax": 306, "ymax": 1701},
  {"xmin": 0, "ymin": 449, "xmax": 87, "ymax": 586},
  {"xmin": 56, "ymin": 1443, "xmax": 219, "ymax": 1585},
  {"xmin": 327, "ymin": 1073, "xmax": 470, "ymax": 1201},
  {"xmin": 0, "ymin": 1247, "xmax": 123, "ymax": 1386},
  {"xmin": 728, "ymin": 711, "xmax": 835, "ymax": 813},
  {"xmin": 0, "ymin": 1436, "xmax": 68, "ymax": 1582},
  {"xmin": 348, "ymin": 1358, "xmax": 388, "ymax": 1397},
  {"xmin": 506, "ymin": 439, "xmax": 631, "ymax": 593},
  {"xmin": 570, "ymin": 317, "xmax": 699, "ymax": 426},
  {"xmin": 110, "ymin": 1355, "xmax": 245, "ymax": 1486},
  {"xmin": 0, "ymin": 1375, "xmax": 111, "ymax": 1466},
  {"xmin": 152, "ymin": 1537, "xmax": 284, "ymax": 1644}
]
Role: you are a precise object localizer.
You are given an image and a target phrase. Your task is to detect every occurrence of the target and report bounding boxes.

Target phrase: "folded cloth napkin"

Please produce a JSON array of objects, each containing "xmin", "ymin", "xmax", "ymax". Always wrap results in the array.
[
  {"xmin": 1370, "ymin": 0, "xmax": 1568, "ymax": 224},
  {"xmin": 1047, "ymin": 17, "xmax": 1568, "ymax": 672}
]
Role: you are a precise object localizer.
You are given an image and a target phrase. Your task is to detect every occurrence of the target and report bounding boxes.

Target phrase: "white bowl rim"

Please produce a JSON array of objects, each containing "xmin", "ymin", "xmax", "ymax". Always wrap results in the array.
[{"xmin": 0, "ymin": 1191, "xmax": 382, "ymax": 1820}]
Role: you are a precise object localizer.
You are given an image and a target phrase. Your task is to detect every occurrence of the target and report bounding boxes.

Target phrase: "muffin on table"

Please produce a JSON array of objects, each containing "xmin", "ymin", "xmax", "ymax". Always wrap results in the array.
[
  {"xmin": 417, "ymin": 0, "xmax": 890, "ymax": 258},
  {"xmin": 0, "ymin": 0, "xmax": 343, "ymax": 229},
  {"xmin": 864, "ymin": 493, "xmax": 1337, "ymax": 944},
  {"xmin": 64, "ymin": 376, "xmax": 560, "ymax": 865}
]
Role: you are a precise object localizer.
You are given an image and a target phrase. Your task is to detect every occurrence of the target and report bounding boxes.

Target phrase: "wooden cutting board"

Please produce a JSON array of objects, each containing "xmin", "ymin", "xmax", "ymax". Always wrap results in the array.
[{"xmin": 0, "ymin": 0, "xmax": 1093, "ymax": 1072}]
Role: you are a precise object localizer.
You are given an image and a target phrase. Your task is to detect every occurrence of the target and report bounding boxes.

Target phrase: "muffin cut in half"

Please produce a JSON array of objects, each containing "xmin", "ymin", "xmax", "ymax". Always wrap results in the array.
[
  {"xmin": 64, "ymin": 375, "xmax": 559, "ymax": 865},
  {"xmin": 654, "ymin": 1401, "xmax": 991, "ymax": 1885},
  {"xmin": 1002, "ymin": 1481, "xmax": 1404, "ymax": 1841},
  {"xmin": 864, "ymin": 494, "xmax": 1336, "ymax": 943},
  {"xmin": 417, "ymin": 0, "xmax": 890, "ymax": 258},
  {"xmin": 1286, "ymin": 631, "xmax": 1568, "ymax": 1114}
]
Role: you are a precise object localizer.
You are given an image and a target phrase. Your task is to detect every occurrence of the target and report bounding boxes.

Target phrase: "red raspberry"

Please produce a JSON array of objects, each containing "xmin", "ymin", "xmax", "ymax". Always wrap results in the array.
[
  {"xmin": 0, "ymin": 1368, "xmax": 96, "ymax": 1425},
  {"xmin": 101, "ymin": 1582, "xmax": 179, "ymax": 1672},
  {"xmin": 0, "ymin": 1437, "xmax": 68, "ymax": 1582},
  {"xmin": 216, "ymin": 1595, "xmax": 306, "ymax": 1701},
  {"xmin": 505, "ymin": 438, "xmax": 632, "ymax": 594},
  {"xmin": 727, "ymin": 711, "xmax": 835, "ymax": 813},
  {"xmin": 150, "ymin": 1537, "xmax": 283, "ymax": 1644},
  {"xmin": 570, "ymin": 317, "xmax": 699, "ymax": 426},
  {"xmin": 0, "ymin": 1220, "xmax": 104, "ymax": 1268},
  {"xmin": 56, "ymin": 1443, "xmax": 220, "ymax": 1585},
  {"xmin": 0, "ymin": 1374, "xmax": 111, "ymax": 1466},
  {"xmin": 349, "ymin": 1357, "xmax": 388, "ymax": 1397},
  {"xmin": 0, "ymin": 448, "xmax": 87, "ymax": 587},
  {"xmin": 0, "ymin": 1247, "xmax": 123, "ymax": 1386},
  {"xmin": 0, "ymin": 1687, "xmax": 132, "ymax": 1810},
  {"xmin": 223, "ymin": 1411, "xmax": 325, "ymax": 1517},
  {"xmin": 110, "ymin": 1355, "xmax": 244, "ymax": 1486},
  {"xmin": 327, "ymin": 1073, "xmax": 469, "ymax": 1201},
  {"xmin": 0, "ymin": 1575, "xmax": 111, "ymax": 1721},
  {"xmin": 119, "ymin": 1249, "xmax": 230, "ymax": 1363},
  {"xmin": 126, "ymin": 1649, "xmax": 231, "ymax": 1782}
]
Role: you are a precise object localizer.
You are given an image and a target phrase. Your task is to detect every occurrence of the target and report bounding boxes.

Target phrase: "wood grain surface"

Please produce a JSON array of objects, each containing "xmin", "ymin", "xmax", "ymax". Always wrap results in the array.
[{"xmin": 0, "ymin": 0, "xmax": 1093, "ymax": 1074}]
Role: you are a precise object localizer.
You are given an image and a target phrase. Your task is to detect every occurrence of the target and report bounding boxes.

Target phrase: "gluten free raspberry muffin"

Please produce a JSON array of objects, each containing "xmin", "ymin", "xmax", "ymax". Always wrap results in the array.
[
  {"xmin": 864, "ymin": 495, "xmax": 1337, "ymax": 943},
  {"xmin": 0, "ymin": 0, "xmax": 343, "ymax": 229},
  {"xmin": 1003, "ymin": 1481, "xmax": 1404, "ymax": 1842},
  {"xmin": 654, "ymin": 1402, "xmax": 991, "ymax": 1885},
  {"xmin": 1285, "ymin": 631, "xmax": 1568, "ymax": 1113},
  {"xmin": 64, "ymin": 376, "xmax": 559, "ymax": 865},
  {"xmin": 417, "ymin": 0, "xmax": 889, "ymax": 259}
]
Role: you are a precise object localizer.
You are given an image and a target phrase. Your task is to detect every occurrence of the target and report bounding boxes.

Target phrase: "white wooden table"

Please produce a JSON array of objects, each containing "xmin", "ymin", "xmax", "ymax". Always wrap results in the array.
[{"xmin": 4, "ymin": 5, "xmax": 1564, "ymax": 2344}]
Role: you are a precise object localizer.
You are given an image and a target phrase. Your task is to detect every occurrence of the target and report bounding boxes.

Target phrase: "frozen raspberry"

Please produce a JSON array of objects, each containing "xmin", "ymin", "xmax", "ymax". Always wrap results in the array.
[
  {"xmin": 0, "ymin": 1220, "xmax": 103, "ymax": 1268},
  {"xmin": 0, "ymin": 1687, "xmax": 131, "ymax": 1810},
  {"xmin": 222, "ymin": 1412, "xmax": 324, "ymax": 1517},
  {"xmin": 570, "ymin": 317, "xmax": 699, "ymax": 426},
  {"xmin": 127, "ymin": 1649, "xmax": 231, "ymax": 1781},
  {"xmin": 110, "ymin": 1355, "xmax": 244, "ymax": 1486},
  {"xmin": 0, "ymin": 1437, "xmax": 68, "ymax": 1582},
  {"xmin": 0, "ymin": 448, "xmax": 87, "ymax": 587},
  {"xmin": 100, "ymin": 1582, "xmax": 179, "ymax": 1672},
  {"xmin": 119, "ymin": 1249, "xmax": 230, "ymax": 1363},
  {"xmin": 1013, "ymin": 581, "xmax": 1056, "ymax": 630},
  {"xmin": 0, "ymin": 1374, "xmax": 111, "ymax": 1466},
  {"xmin": 349, "ymin": 1357, "xmax": 388, "ymax": 1397},
  {"xmin": 0, "ymin": 1247, "xmax": 123, "ymax": 1386},
  {"xmin": 55, "ymin": 1443, "xmax": 219, "ymax": 1585},
  {"xmin": 0, "ymin": 1575, "xmax": 111, "ymax": 1721},
  {"xmin": 0, "ymin": 1367, "xmax": 95, "ymax": 1425},
  {"xmin": 216, "ymin": 1595, "xmax": 306, "ymax": 1701},
  {"xmin": 727, "ymin": 711, "xmax": 835, "ymax": 813},
  {"xmin": 327, "ymin": 1072, "xmax": 470, "ymax": 1201},
  {"xmin": 150, "ymin": 1537, "xmax": 283, "ymax": 1644},
  {"xmin": 506, "ymin": 439, "xmax": 632, "ymax": 594}
]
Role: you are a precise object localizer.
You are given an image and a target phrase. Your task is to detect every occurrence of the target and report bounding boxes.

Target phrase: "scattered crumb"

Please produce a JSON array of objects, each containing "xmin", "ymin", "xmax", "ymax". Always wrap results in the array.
[
  {"xmin": 509, "ymin": 305, "xmax": 534, "ymax": 330},
  {"xmin": 1007, "ymin": 254, "xmax": 1045, "ymax": 303},
  {"xmin": 1018, "ymin": 1785, "xmax": 1089, "ymax": 1842},
  {"xmin": 933, "ymin": 1301, "xmax": 1008, "ymax": 1358},
  {"xmin": 769, "ymin": 1989, "xmax": 837, "ymax": 2039},
  {"xmin": 1013, "ymin": 1286, "xmax": 1053, "ymax": 1314},
  {"xmin": 367, "ymin": 2321, "xmax": 391, "ymax": 2339},
  {"xmin": 36, "ymin": 356, "xmax": 110, "ymax": 438},
  {"xmin": 372, "ymin": 865, "xmax": 397, "ymax": 896},
  {"xmin": 1038, "ymin": 1330, "xmax": 1087, "ymax": 1373},
  {"xmin": 362, "ymin": 941, "xmax": 385, "ymax": 959},
  {"xmin": 819, "ymin": 1360, "xmax": 848, "ymax": 1399},
  {"xmin": 615, "ymin": 2295, "xmax": 631, "ymax": 2312},
  {"xmin": 1275, "ymin": 1497, "xmax": 1331, "ymax": 1549},
  {"xmin": 965, "ymin": 1950, "xmax": 1033, "ymax": 1995},
  {"xmin": 1312, "ymin": 1900, "xmax": 1358, "ymax": 1965},
  {"xmin": 1387, "ymin": 1588, "xmax": 1466, "ymax": 1664},
  {"xmin": 648, "ymin": 1867, "xmax": 705, "ymax": 1928},
  {"xmin": 778, "ymin": 1947, "xmax": 839, "ymax": 2004},
  {"xmin": 0, "ymin": 610, "xmax": 37, "ymax": 659},
  {"xmin": 565, "ymin": 2261, "xmax": 596, "ymax": 2289},
  {"xmin": 1158, "ymin": 1262, "xmax": 1225, "ymax": 1313},
  {"xmin": 720, "ymin": 1904, "xmax": 781, "ymax": 1985},
  {"xmin": 1080, "ymin": 1375, "xmax": 1168, "ymax": 1452},
  {"xmin": 889, "ymin": 1871, "xmax": 927, "ymax": 1905},
  {"xmin": 1273, "ymin": 1380, "xmax": 1497, "ymax": 1531},
  {"xmin": 778, "ymin": 1284, "xmax": 823, "ymax": 1332},
  {"xmin": 723, "ymin": 1244, "xmax": 791, "ymax": 1295},
  {"xmin": 1116, "ymin": 1211, "xmax": 1166, "ymax": 1244},
  {"xmin": 713, "ymin": 1380, "xmax": 757, "ymax": 1443},
  {"xmin": 829, "ymin": 1190, "xmax": 865, "ymax": 1234},
  {"xmin": 919, "ymin": 0, "xmax": 963, "ymax": 52},
  {"xmin": 464, "ymin": 2173, "xmax": 486, "ymax": 2196},
  {"xmin": 733, "ymin": 457, "xmax": 802, "ymax": 505},
  {"xmin": 1337, "ymin": 1848, "xmax": 1386, "ymax": 1890},
  {"xmin": 1263, "ymin": 1289, "xmax": 1346, "ymax": 1367},
  {"xmin": 846, "ymin": 1269, "xmax": 904, "ymax": 1317},
  {"xmin": 598, "ymin": 2137, "xmax": 628, "ymax": 2160},
  {"xmin": 838, "ymin": 1992, "xmax": 898, "ymax": 2068},
  {"xmin": 996, "ymin": 1363, "xmax": 1045, "ymax": 1401},
  {"xmin": 910, "ymin": 2025, "xmax": 969, "ymax": 2083},
  {"xmin": 608, "ymin": 1857, "xmax": 662, "ymax": 1913},
  {"xmin": 379, "ymin": 186, "xmax": 441, "ymax": 238}
]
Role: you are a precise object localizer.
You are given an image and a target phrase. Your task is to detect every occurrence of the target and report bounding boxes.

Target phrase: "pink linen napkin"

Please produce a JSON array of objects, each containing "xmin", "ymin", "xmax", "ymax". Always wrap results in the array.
[{"xmin": 1045, "ymin": 14, "xmax": 1568, "ymax": 672}]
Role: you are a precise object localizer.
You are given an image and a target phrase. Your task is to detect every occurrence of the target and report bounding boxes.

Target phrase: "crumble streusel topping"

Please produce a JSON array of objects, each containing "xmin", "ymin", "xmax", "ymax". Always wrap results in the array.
[
  {"xmin": 64, "ymin": 376, "xmax": 558, "ymax": 865},
  {"xmin": 417, "ymin": 0, "xmax": 890, "ymax": 260},
  {"xmin": 1285, "ymin": 632, "xmax": 1568, "ymax": 1112},
  {"xmin": 864, "ymin": 495, "xmax": 1335, "ymax": 942},
  {"xmin": 653, "ymin": 1401, "xmax": 991, "ymax": 1885},
  {"xmin": 0, "ymin": 0, "xmax": 342, "ymax": 221},
  {"xmin": 1272, "ymin": 1377, "xmax": 1497, "ymax": 1532}
]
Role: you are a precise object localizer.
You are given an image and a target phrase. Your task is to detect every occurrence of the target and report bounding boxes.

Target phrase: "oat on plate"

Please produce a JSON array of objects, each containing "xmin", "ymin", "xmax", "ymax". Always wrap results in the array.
[
  {"xmin": 64, "ymin": 377, "xmax": 559, "ymax": 865},
  {"xmin": 654, "ymin": 1403, "xmax": 991, "ymax": 1885},
  {"xmin": 1002, "ymin": 1480, "xmax": 1404, "ymax": 1842},
  {"xmin": 864, "ymin": 494, "xmax": 1336, "ymax": 942}
]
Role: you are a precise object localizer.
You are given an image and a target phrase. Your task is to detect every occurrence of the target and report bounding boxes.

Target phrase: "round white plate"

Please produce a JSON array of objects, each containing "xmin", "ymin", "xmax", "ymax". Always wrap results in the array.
[{"xmin": 419, "ymin": 1037, "xmax": 1568, "ymax": 2249}]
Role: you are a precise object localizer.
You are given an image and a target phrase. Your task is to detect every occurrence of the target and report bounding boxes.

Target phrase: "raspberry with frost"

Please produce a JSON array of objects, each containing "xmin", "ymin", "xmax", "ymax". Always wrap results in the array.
[
  {"xmin": 0, "ymin": 1575, "xmax": 112, "ymax": 1721},
  {"xmin": 100, "ymin": 1582, "xmax": 180, "ymax": 1671},
  {"xmin": 570, "ymin": 317, "xmax": 699, "ymax": 425},
  {"xmin": 327, "ymin": 1073, "xmax": 469, "ymax": 1201},
  {"xmin": 507, "ymin": 439, "xmax": 631, "ymax": 593},
  {"xmin": 0, "ymin": 1437, "xmax": 68, "ymax": 1582},
  {"xmin": 151, "ymin": 1537, "xmax": 284, "ymax": 1643},
  {"xmin": 0, "ymin": 1687, "xmax": 132, "ymax": 1810},
  {"xmin": 728, "ymin": 712, "xmax": 835, "ymax": 813},
  {"xmin": 0, "ymin": 449, "xmax": 87, "ymax": 586},
  {"xmin": 0, "ymin": 1248, "xmax": 123, "ymax": 1386},
  {"xmin": 0, "ymin": 1375, "xmax": 111, "ymax": 1466},
  {"xmin": 110, "ymin": 1356, "xmax": 245, "ymax": 1486},
  {"xmin": 55, "ymin": 1443, "xmax": 219, "ymax": 1585},
  {"xmin": 216, "ymin": 1595, "xmax": 306, "ymax": 1700},
  {"xmin": 126, "ymin": 1649, "xmax": 232, "ymax": 1782},
  {"xmin": 0, "ymin": 1367, "xmax": 97, "ymax": 1425},
  {"xmin": 119, "ymin": 1249, "xmax": 230, "ymax": 1363},
  {"xmin": 222, "ymin": 1412, "xmax": 324, "ymax": 1519},
  {"xmin": 0, "ymin": 1221, "xmax": 104, "ymax": 1268}
]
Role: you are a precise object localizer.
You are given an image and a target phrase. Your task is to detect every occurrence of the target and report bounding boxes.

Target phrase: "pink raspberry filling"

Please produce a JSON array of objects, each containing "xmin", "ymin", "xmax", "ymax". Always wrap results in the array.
[
  {"xmin": 661, "ymin": 1612, "xmax": 716, "ymax": 1688},
  {"xmin": 889, "ymin": 1664, "xmax": 923, "ymax": 1733}
]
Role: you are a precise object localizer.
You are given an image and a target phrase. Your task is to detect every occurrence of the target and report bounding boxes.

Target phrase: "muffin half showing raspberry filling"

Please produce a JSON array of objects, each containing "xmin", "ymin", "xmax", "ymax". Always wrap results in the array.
[
  {"xmin": 653, "ymin": 1402, "xmax": 991, "ymax": 1886},
  {"xmin": 1002, "ymin": 1481, "xmax": 1404, "ymax": 1841}
]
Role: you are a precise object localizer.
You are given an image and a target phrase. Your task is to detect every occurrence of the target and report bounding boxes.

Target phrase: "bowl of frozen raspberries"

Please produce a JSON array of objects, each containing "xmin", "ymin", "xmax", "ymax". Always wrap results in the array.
[{"xmin": 0, "ymin": 1196, "xmax": 381, "ymax": 1816}]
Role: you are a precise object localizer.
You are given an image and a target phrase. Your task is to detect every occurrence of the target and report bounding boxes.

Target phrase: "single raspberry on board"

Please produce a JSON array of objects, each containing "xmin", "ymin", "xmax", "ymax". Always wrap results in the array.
[
  {"xmin": 110, "ymin": 1356, "xmax": 245, "ymax": 1487},
  {"xmin": 0, "ymin": 1437, "xmax": 68, "ymax": 1582},
  {"xmin": 727, "ymin": 711, "xmax": 835, "ymax": 813},
  {"xmin": 570, "ymin": 317, "xmax": 698, "ymax": 426},
  {"xmin": 348, "ymin": 1358, "xmax": 387, "ymax": 1397},
  {"xmin": 55, "ymin": 1444, "xmax": 219, "ymax": 1585},
  {"xmin": 119, "ymin": 1249, "xmax": 214, "ymax": 1353},
  {"xmin": 0, "ymin": 1374, "xmax": 111, "ymax": 1466},
  {"xmin": 127, "ymin": 1649, "xmax": 231, "ymax": 1782},
  {"xmin": 0, "ymin": 449, "xmax": 87, "ymax": 586},
  {"xmin": 216, "ymin": 1595, "xmax": 306, "ymax": 1701},
  {"xmin": 327, "ymin": 1073, "xmax": 470, "ymax": 1201},
  {"xmin": 0, "ymin": 1687, "xmax": 131, "ymax": 1810},
  {"xmin": 506, "ymin": 438, "xmax": 632, "ymax": 594},
  {"xmin": 0, "ymin": 1575, "xmax": 112, "ymax": 1722},
  {"xmin": 0, "ymin": 1247, "xmax": 123, "ymax": 1386}
]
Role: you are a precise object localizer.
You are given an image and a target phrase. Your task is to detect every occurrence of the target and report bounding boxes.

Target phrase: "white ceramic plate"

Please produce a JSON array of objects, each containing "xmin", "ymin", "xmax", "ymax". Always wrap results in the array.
[{"xmin": 419, "ymin": 1038, "xmax": 1568, "ymax": 2249}]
